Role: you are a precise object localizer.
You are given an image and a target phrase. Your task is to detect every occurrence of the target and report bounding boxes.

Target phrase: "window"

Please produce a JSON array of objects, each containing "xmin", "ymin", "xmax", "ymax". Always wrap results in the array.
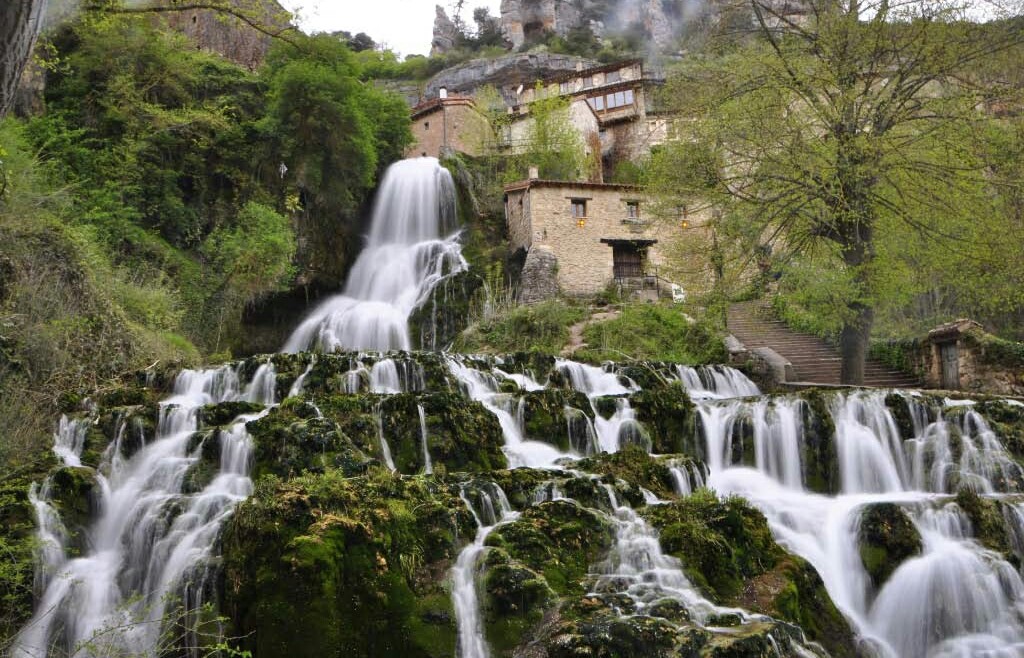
[
  {"xmin": 571, "ymin": 199, "xmax": 587, "ymax": 218},
  {"xmin": 626, "ymin": 201, "xmax": 640, "ymax": 219},
  {"xmin": 424, "ymin": 121, "xmax": 430, "ymax": 130},
  {"xmin": 560, "ymin": 81, "xmax": 570, "ymax": 94},
  {"xmin": 583, "ymin": 76, "xmax": 593, "ymax": 88},
  {"xmin": 624, "ymin": 89, "xmax": 634, "ymax": 105},
  {"xmin": 606, "ymin": 69, "xmax": 621, "ymax": 83},
  {"xmin": 588, "ymin": 95, "xmax": 604, "ymax": 111}
]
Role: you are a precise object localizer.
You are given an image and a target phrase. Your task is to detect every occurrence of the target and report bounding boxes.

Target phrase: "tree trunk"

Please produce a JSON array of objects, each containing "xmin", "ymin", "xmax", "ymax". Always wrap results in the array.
[
  {"xmin": 0, "ymin": 0, "xmax": 46, "ymax": 118},
  {"xmin": 839, "ymin": 302, "xmax": 873, "ymax": 385}
]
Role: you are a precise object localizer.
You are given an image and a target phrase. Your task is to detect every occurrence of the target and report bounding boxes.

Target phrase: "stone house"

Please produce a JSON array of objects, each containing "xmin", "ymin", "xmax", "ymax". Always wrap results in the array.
[
  {"xmin": 405, "ymin": 96, "xmax": 491, "ymax": 159},
  {"xmin": 505, "ymin": 175, "xmax": 693, "ymax": 300},
  {"xmin": 511, "ymin": 59, "xmax": 668, "ymax": 171},
  {"xmin": 909, "ymin": 320, "xmax": 1024, "ymax": 395}
]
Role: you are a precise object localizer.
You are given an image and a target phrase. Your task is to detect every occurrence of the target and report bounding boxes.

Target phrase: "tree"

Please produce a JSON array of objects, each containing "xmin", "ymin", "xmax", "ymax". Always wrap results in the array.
[
  {"xmin": 509, "ymin": 85, "xmax": 591, "ymax": 181},
  {"xmin": 0, "ymin": 0, "xmax": 46, "ymax": 117},
  {"xmin": 651, "ymin": 0, "xmax": 1024, "ymax": 383}
]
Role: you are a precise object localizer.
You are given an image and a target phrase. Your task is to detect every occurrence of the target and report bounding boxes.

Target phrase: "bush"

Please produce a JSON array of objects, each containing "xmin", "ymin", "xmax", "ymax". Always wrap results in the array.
[
  {"xmin": 577, "ymin": 303, "xmax": 727, "ymax": 364},
  {"xmin": 455, "ymin": 300, "xmax": 586, "ymax": 354}
]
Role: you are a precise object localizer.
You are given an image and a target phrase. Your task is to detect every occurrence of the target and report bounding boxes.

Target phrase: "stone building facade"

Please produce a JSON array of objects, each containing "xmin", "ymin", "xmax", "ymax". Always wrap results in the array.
[
  {"xmin": 505, "ymin": 177, "xmax": 689, "ymax": 299},
  {"xmin": 511, "ymin": 59, "xmax": 668, "ymax": 169},
  {"xmin": 405, "ymin": 97, "xmax": 491, "ymax": 159},
  {"xmin": 910, "ymin": 320, "xmax": 1024, "ymax": 395}
]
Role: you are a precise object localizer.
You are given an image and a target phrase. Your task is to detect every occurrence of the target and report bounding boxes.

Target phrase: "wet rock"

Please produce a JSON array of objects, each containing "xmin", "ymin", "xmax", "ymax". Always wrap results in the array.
[
  {"xmin": 857, "ymin": 503, "xmax": 922, "ymax": 590},
  {"xmin": 630, "ymin": 387, "xmax": 698, "ymax": 457},
  {"xmin": 576, "ymin": 445, "xmax": 677, "ymax": 504}
]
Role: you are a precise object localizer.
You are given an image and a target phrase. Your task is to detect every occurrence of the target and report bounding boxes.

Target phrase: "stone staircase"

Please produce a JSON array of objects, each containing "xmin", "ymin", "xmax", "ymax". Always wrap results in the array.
[{"xmin": 727, "ymin": 301, "xmax": 922, "ymax": 387}]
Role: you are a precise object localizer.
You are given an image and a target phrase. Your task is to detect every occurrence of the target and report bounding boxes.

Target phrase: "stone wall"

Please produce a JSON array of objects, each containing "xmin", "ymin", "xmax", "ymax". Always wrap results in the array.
[
  {"xmin": 406, "ymin": 101, "xmax": 491, "ymax": 159},
  {"xmin": 506, "ymin": 188, "xmax": 531, "ymax": 251},
  {"xmin": 514, "ymin": 182, "xmax": 692, "ymax": 296},
  {"xmin": 425, "ymin": 53, "xmax": 596, "ymax": 100},
  {"xmin": 910, "ymin": 321, "xmax": 1024, "ymax": 396},
  {"xmin": 162, "ymin": 0, "xmax": 289, "ymax": 70}
]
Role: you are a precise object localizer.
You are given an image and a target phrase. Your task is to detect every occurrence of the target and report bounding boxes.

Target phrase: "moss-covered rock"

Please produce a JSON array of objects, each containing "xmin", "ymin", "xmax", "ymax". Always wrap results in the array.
[
  {"xmin": 480, "ymin": 547, "xmax": 556, "ymax": 654},
  {"xmin": 629, "ymin": 387, "xmax": 699, "ymax": 457},
  {"xmin": 485, "ymin": 500, "xmax": 614, "ymax": 596},
  {"xmin": 576, "ymin": 445, "xmax": 677, "ymax": 504},
  {"xmin": 955, "ymin": 490, "xmax": 1015, "ymax": 559},
  {"xmin": 222, "ymin": 469, "xmax": 476, "ymax": 658},
  {"xmin": 521, "ymin": 389, "xmax": 594, "ymax": 452},
  {"xmin": 48, "ymin": 465, "xmax": 99, "ymax": 554},
  {"xmin": 247, "ymin": 404, "xmax": 369, "ymax": 479},
  {"xmin": 643, "ymin": 490, "xmax": 856, "ymax": 657},
  {"xmin": 199, "ymin": 401, "xmax": 264, "ymax": 427},
  {"xmin": 799, "ymin": 391, "xmax": 839, "ymax": 494},
  {"xmin": 857, "ymin": 503, "xmax": 922, "ymax": 589}
]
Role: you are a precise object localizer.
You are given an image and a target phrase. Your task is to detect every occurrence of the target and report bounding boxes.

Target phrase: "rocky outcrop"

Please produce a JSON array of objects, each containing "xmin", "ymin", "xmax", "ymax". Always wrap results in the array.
[
  {"xmin": 431, "ymin": 5, "xmax": 460, "ymax": 55},
  {"xmin": 162, "ymin": 0, "xmax": 290, "ymax": 70},
  {"xmin": 519, "ymin": 246, "xmax": 560, "ymax": 304},
  {"xmin": 424, "ymin": 52, "xmax": 597, "ymax": 100},
  {"xmin": 499, "ymin": 0, "xmax": 675, "ymax": 50}
]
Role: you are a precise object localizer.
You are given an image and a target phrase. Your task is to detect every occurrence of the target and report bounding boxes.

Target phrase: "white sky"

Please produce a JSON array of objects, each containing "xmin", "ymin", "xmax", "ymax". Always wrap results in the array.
[{"xmin": 279, "ymin": 0, "xmax": 505, "ymax": 58}]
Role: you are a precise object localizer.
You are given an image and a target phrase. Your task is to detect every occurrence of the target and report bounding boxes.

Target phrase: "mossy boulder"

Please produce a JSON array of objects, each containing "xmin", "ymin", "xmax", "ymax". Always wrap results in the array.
[
  {"xmin": 48, "ymin": 465, "xmax": 99, "ymax": 554},
  {"xmin": 857, "ymin": 503, "xmax": 922, "ymax": 589},
  {"xmin": 199, "ymin": 401, "xmax": 264, "ymax": 427},
  {"xmin": 630, "ymin": 387, "xmax": 698, "ymax": 457},
  {"xmin": 380, "ymin": 392, "xmax": 507, "ymax": 474},
  {"xmin": 955, "ymin": 489, "xmax": 1015, "ymax": 559},
  {"xmin": 521, "ymin": 389, "xmax": 594, "ymax": 452},
  {"xmin": 480, "ymin": 547, "xmax": 556, "ymax": 654},
  {"xmin": 973, "ymin": 400, "xmax": 1024, "ymax": 464},
  {"xmin": 798, "ymin": 391, "xmax": 839, "ymax": 494},
  {"xmin": 221, "ymin": 469, "xmax": 476, "ymax": 658},
  {"xmin": 576, "ymin": 445, "xmax": 677, "ymax": 504},
  {"xmin": 485, "ymin": 500, "xmax": 614, "ymax": 596},
  {"xmin": 247, "ymin": 404, "xmax": 369, "ymax": 478},
  {"xmin": 643, "ymin": 491, "xmax": 856, "ymax": 657}
]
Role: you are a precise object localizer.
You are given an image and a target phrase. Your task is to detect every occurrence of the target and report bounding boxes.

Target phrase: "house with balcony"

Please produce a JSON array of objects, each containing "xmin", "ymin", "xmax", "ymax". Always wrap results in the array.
[{"xmin": 505, "ymin": 175, "xmax": 693, "ymax": 301}]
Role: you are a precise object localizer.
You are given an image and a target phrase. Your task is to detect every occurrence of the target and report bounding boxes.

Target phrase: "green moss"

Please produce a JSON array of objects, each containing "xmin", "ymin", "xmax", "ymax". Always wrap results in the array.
[
  {"xmin": 485, "ymin": 500, "xmax": 613, "ymax": 596},
  {"xmin": 857, "ymin": 503, "xmax": 922, "ymax": 589},
  {"xmin": 199, "ymin": 401, "xmax": 265, "ymax": 427},
  {"xmin": 521, "ymin": 389, "xmax": 594, "ymax": 452},
  {"xmin": 630, "ymin": 387, "xmax": 698, "ymax": 457},
  {"xmin": 955, "ymin": 489, "xmax": 1014, "ymax": 558},
  {"xmin": 222, "ymin": 469, "xmax": 476, "ymax": 658},
  {"xmin": 481, "ymin": 548, "xmax": 555, "ymax": 654},
  {"xmin": 247, "ymin": 404, "xmax": 369, "ymax": 479},
  {"xmin": 798, "ymin": 390, "xmax": 840, "ymax": 494},
  {"xmin": 454, "ymin": 300, "xmax": 587, "ymax": 355},
  {"xmin": 576, "ymin": 445, "xmax": 677, "ymax": 504}
]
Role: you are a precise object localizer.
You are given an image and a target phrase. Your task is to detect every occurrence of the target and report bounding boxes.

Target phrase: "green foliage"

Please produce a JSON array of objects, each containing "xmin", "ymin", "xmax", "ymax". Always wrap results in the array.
[
  {"xmin": 507, "ymin": 86, "xmax": 588, "ymax": 181},
  {"xmin": 203, "ymin": 202, "xmax": 295, "ymax": 304},
  {"xmin": 577, "ymin": 303, "xmax": 727, "ymax": 364},
  {"xmin": 455, "ymin": 300, "xmax": 586, "ymax": 355}
]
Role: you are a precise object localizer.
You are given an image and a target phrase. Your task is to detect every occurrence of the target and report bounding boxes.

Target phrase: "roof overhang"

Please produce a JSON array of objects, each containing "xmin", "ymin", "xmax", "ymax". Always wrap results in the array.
[{"xmin": 600, "ymin": 238, "xmax": 658, "ymax": 247}]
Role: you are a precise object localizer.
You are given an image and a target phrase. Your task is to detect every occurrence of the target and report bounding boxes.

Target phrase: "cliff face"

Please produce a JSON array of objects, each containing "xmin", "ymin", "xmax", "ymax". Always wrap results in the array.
[
  {"xmin": 424, "ymin": 52, "xmax": 597, "ymax": 100},
  {"xmin": 162, "ymin": 0, "xmax": 290, "ymax": 70},
  {"xmin": 431, "ymin": 4, "xmax": 460, "ymax": 55},
  {"xmin": 499, "ymin": 0, "xmax": 679, "ymax": 49}
]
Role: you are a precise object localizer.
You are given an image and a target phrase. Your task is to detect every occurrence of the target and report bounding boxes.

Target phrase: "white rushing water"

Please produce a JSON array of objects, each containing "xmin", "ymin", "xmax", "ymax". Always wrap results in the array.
[
  {"xmin": 14, "ymin": 363, "xmax": 276, "ymax": 658},
  {"xmin": 283, "ymin": 157, "xmax": 467, "ymax": 353},
  {"xmin": 453, "ymin": 484, "xmax": 518, "ymax": 658},
  {"xmin": 704, "ymin": 390, "xmax": 1024, "ymax": 657}
]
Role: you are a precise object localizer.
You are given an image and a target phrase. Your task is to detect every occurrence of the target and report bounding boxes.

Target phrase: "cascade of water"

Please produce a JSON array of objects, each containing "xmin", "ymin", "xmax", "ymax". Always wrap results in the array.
[
  {"xmin": 283, "ymin": 158, "xmax": 467, "ymax": 353},
  {"xmin": 676, "ymin": 365, "xmax": 761, "ymax": 400},
  {"xmin": 371, "ymin": 358, "xmax": 403, "ymax": 394},
  {"xmin": 417, "ymin": 404, "xmax": 433, "ymax": 474},
  {"xmin": 374, "ymin": 401, "xmax": 397, "ymax": 471},
  {"xmin": 14, "ymin": 363, "xmax": 274, "ymax": 658},
  {"xmin": 288, "ymin": 358, "xmax": 316, "ymax": 398},
  {"xmin": 591, "ymin": 484, "xmax": 743, "ymax": 625},
  {"xmin": 446, "ymin": 356, "xmax": 566, "ymax": 468},
  {"xmin": 702, "ymin": 389, "xmax": 1024, "ymax": 658},
  {"xmin": 556, "ymin": 359, "xmax": 642, "ymax": 453},
  {"xmin": 453, "ymin": 484, "xmax": 518, "ymax": 658}
]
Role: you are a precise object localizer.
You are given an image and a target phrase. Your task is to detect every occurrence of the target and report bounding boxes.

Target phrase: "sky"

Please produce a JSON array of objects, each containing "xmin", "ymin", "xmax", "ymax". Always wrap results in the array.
[{"xmin": 279, "ymin": 1, "xmax": 505, "ymax": 58}]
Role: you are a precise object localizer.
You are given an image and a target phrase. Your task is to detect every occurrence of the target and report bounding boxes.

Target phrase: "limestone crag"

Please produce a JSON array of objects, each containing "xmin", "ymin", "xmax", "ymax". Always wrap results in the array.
[
  {"xmin": 424, "ymin": 52, "xmax": 597, "ymax": 100},
  {"xmin": 162, "ymin": 0, "xmax": 290, "ymax": 70},
  {"xmin": 431, "ymin": 5, "xmax": 460, "ymax": 55}
]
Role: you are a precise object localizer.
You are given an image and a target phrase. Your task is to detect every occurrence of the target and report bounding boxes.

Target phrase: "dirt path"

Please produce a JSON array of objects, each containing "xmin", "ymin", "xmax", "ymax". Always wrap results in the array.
[{"xmin": 560, "ymin": 308, "xmax": 621, "ymax": 357}]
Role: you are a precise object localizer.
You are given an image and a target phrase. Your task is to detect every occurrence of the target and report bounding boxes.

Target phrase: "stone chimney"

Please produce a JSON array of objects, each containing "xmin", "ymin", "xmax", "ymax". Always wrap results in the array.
[{"xmin": 528, "ymin": 165, "xmax": 539, "ymax": 180}]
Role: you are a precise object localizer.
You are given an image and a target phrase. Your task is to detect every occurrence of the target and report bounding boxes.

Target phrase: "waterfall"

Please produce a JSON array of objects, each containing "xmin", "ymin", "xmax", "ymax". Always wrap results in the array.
[
  {"xmin": 283, "ymin": 158, "xmax": 467, "ymax": 353},
  {"xmin": 676, "ymin": 365, "xmax": 761, "ymax": 399},
  {"xmin": 13, "ymin": 363, "xmax": 275, "ymax": 658},
  {"xmin": 417, "ymin": 404, "xmax": 433, "ymax": 474},
  {"xmin": 703, "ymin": 390, "xmax": 1024, "ymax": 657},
  {"xmin": 453, "ymin": 484, "xmax": 518, "ymax": 658},
  {"xmin": 556, "ymin": 359, "xmax": 642, "ymax": 453}
]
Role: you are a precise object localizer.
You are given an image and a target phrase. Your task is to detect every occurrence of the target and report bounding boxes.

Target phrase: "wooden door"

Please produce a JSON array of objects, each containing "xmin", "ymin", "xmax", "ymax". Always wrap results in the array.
[
  {"xmin": 613, "ymin": 245, "xmax": 644, "ymax": 278},
  {"xmin": 940, "ymin": 341, "xmax": 960, "ymax": 390}
]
